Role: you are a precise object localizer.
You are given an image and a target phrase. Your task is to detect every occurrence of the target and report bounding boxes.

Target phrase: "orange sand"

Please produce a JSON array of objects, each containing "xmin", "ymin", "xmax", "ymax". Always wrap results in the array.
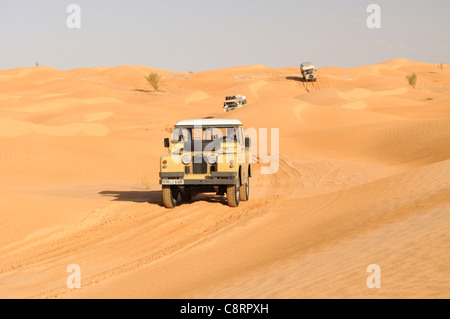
[{"xmin": 0, "ymin": 59, "xmax": 449, "ymax": 298}]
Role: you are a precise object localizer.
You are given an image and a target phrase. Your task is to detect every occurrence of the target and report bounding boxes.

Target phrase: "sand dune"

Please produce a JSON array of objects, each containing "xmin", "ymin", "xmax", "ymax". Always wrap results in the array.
[
  {"xmin": 0, "ymin": 118, "xmax": 109, "ymax": 137},
  {"xmin": 185, "ymin": 91, "xmax": 209, "ymax": 104},
  {"xmin": 0, "ymin": 59, "xmax": 449, "ymax": 299}
]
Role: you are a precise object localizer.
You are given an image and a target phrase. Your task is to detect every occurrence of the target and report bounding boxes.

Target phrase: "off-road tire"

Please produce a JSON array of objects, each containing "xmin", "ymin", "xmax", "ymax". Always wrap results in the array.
[
  {"xmin": 239, "ymin": 175, "xmax": 249, "ymax": 201},
  {"xmin": 162, "ymin": 186, "xmax": 177, "ymax": 208},
  {"xmin": 227, "ymin": 182, "xmax": 240, "ymax": 207}
]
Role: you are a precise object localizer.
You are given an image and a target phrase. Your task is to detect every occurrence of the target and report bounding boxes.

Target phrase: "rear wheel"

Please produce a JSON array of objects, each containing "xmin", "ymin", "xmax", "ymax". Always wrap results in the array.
[
  {"xmin": 227, "ymin": 182, "xmax": 240, "ymax": 207},
  {"xmin": 239, "ymin": 174, "xmax": 249, "ymax": 201},
  {"xmin": 162, "ymin": 186, "xmax": 177, "ymax": 208}
]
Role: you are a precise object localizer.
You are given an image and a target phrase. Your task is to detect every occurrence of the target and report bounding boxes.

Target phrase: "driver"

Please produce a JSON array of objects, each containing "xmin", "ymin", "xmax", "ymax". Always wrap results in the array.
[{"xmin": 225, "ymin": 127, "xmax": 237, "ymax": 141}]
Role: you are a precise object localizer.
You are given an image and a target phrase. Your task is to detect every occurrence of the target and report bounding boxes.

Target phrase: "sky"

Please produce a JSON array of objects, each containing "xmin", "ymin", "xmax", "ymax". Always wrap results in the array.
[{"xmin": 0, "ymin": 0, "xmax": 449, "ymax": 71}]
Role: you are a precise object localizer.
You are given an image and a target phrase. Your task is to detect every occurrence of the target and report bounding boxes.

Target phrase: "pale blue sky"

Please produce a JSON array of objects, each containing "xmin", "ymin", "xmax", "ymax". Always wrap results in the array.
[{"xmin": 1, "ymin": 0, "xmax": 449, "ymax": 71}]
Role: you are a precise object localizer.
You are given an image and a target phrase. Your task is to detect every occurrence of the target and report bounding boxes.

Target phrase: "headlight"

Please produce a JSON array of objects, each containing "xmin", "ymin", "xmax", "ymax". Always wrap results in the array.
[
  {"xmin": 182, "ymin": 155, "xmax": 191, "ymax": 165},
  {"xmin": 207, "ymin": 155, "xmax": 217, "ymax": 164}
]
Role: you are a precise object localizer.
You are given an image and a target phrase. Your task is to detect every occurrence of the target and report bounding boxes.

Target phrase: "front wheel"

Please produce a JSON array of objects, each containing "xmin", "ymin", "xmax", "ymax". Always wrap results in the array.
[
  {"xmin": 162, "ymin": 186, "xmax": 177, "ymax": 208},
  {"xmin": 227, "ymin": 182, "xmax": 240, "ymax": 207}
]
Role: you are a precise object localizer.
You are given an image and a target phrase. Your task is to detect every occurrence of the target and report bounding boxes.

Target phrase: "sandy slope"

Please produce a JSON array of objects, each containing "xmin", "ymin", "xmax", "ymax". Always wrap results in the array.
[{"xmin": 0, "ymin": 59, "xmax": 449, "ymax": 298}]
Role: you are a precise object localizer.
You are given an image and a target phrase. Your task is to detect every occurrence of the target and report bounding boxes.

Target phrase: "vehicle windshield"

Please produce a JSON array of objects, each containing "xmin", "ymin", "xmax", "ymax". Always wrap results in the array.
[{"xmin": 172, "ymin": 126, "xmax": 238, "ymax": 142}]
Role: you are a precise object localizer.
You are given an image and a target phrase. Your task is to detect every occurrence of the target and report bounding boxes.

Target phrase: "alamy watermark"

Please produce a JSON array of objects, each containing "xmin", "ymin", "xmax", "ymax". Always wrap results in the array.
[
  {"xmin": 366, "ymin": 4, "xmax": 381, "ymax": 29},
  {"xmin": 169, "ymin": 126, "xmax": 279, "ymax": 175},
  {"xmin": 67, "ymin": 264, "xmax": 81, "ymax": 289},
  {"xmin": 366, "ymin": 264, "xmax": 381, "ymax": 288},
  {"xmin": 66, "ymin": 4, "xmax": 81, "ymax": 29}
]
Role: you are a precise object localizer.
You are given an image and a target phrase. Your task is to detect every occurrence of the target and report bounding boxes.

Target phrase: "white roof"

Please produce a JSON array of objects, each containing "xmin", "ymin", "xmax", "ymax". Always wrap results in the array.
[
  {"xmin": 175, "ymin": 119, "xmax": 243, "ymax": 127},
  {"xmin": 300, "ymin": 62, "xmax": 314, "ymax": 68}
]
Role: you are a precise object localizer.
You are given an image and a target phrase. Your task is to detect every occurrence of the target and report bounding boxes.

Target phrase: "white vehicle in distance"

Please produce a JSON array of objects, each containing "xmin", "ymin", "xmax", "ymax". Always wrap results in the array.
[
  {"xmin": 300, "ymin": 62, "xmax": 317, "ymax": 82},
  {"xmin": 223, "ymin": 95, "xmax": 247, "ymax": 112}
]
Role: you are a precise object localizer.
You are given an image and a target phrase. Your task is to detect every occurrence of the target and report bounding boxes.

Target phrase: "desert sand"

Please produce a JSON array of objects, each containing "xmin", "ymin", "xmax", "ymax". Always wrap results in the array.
[{"xmin": 0, "ymin": 59, "xmax": 449, "ymax": 298}]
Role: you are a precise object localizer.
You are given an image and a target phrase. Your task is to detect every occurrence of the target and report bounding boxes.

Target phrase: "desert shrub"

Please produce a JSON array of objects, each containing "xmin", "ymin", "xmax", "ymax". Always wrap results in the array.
[
  {"xmin": 145, "ymin": 72, "xmax": 163, "ymax": 91},
  {"xmin": 406, "ymin": 73, "xmax": 417, "ymax": 88}
]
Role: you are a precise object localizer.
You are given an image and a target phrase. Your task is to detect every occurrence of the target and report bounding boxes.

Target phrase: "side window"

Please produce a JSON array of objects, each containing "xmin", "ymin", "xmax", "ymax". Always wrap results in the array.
[
  {"xmin": 172, "ymin": 128, "xmax": 186, "ymax": 142},
  {"xmin": 204, "ymin": 128, "xmax": 212, "ymax": 140},
  {"xmin": 226, "ymin": 127, "xmax": 236, "ymax": 141},
  {"xmin": 237, "ymin": 127, "xmax": 244, "ymax": 145},
  {"xmin": 182, "ymin": 128, "xmax": 191, "ymax": 141}
]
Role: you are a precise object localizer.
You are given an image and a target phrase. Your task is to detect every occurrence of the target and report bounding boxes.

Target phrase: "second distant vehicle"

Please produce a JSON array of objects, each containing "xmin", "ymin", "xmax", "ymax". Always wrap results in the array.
[
  {"xmin": 300, "ymin": 62, "xmax": 317, "ymax": 82},
  {"xmin": 223, "ymin": 95, "xmax": 247, "ymax": 112}
]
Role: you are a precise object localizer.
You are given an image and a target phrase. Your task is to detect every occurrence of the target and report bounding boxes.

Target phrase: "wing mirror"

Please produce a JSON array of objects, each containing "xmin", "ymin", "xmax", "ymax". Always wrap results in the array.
[
  {"xmin": 164, "ymin": 138, "xmax": 170, "ymax": 148},
  {"xmin": 245, "ymin": 137, "xmax": 251, "ymax": 148}
]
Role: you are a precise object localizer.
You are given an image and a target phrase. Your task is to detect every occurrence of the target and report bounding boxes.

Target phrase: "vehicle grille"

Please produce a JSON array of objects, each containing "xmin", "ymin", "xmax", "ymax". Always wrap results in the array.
[
  {"xmin": 184, "ymin": 141, "xmax": 220, "ymax": 151},
  {"xmin": 192, "ymin": 155, "xmax": 207, "ymax": 174}
]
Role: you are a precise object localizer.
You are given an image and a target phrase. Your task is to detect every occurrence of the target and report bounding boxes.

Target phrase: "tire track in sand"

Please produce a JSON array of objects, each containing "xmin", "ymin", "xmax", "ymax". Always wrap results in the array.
[{"xmin": 0, "ymin": 156, "xmax": 301, "ymax": 298}]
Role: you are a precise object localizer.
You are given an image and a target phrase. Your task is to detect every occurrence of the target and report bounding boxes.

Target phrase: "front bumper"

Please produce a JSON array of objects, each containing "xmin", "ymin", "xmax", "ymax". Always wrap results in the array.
[{"xmin": 159, "ymin": 172, "xmax": 238, "ymax": 185}]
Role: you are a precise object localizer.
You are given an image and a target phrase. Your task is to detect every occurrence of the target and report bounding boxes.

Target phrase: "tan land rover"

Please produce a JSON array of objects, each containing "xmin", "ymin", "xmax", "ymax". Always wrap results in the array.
[{"xmin": 159, "ymin": 119, "xmax": 252, "ymax": 208}]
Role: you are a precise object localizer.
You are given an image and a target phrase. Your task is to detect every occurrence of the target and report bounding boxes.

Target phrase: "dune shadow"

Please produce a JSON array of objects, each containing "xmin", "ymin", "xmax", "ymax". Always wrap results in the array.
[
  {"xmin": 132, "ymin": 88, "xmax": 153, "ymax": 93},
  {"xmin": 99, "ymin": 190, "xmax": 228, "ymax": 207},
  {"xmin": 286, "ymin": 76, "xmax": 307, "ymax": 82},
  {"xmin": 192, "ymin": 193, "xmax": 228, "ymax": 206},
  {"xmin": 99, "ymin": 190, "xmax": 163, "ymax": 206}
]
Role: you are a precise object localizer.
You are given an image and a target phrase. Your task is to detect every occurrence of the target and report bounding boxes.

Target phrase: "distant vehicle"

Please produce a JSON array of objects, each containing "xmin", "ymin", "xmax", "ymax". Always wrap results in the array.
[
  {"xmin": 300, "ymin": 62, "xmax": 317, "ymax": 82},
  {"xmin": 223, "ymin": 95, "xmax": 247, "ymax": 112}
]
